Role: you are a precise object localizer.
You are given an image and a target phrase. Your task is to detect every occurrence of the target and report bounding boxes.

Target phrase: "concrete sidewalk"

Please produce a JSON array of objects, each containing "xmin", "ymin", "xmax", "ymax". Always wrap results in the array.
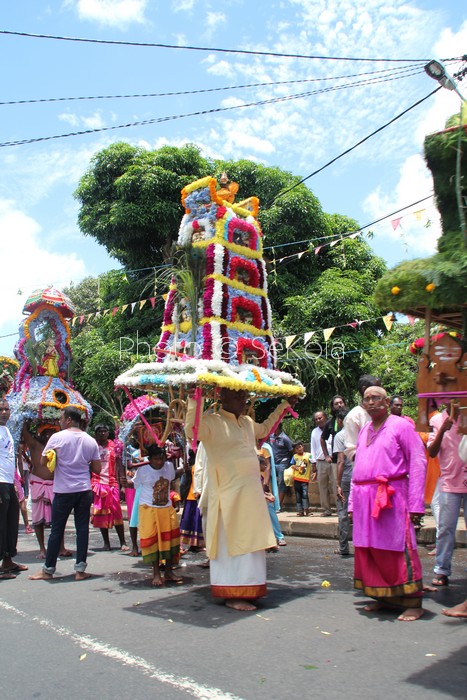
[{"xmin": 276, "ymin": 509, "xmax": 466, "ymax": 547}]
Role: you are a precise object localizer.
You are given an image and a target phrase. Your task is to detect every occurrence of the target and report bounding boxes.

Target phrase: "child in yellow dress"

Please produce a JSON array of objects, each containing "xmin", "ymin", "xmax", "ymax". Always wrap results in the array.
[
  {"xmin": 290, "ymin": 441, "xmax": 314, "ymax": 517},
  {"xmin": 131, "ymin": 445, "xmax": 183, "ymax": 587}
]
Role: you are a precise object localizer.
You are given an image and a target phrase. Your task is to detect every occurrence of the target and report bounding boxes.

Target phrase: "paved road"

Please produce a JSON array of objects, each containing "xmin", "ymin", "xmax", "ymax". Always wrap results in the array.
[{"xmin": 1, "ymin": 525, "xmax": 466, "ymax": 700}]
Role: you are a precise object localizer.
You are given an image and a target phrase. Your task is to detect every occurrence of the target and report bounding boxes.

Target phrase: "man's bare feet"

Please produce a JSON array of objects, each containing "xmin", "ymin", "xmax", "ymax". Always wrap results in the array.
[
  {"xmin": 1, "ymin": 562, "xmax": 28, "ymax": 573},
  {"xmin": 37, "ymin": 551, "xmax": 46, "ymax": 560},
  {"xmin": 28, "ymin": 571, "xmax": 53, "ymax": 580},
  {"xmin": 165, "ymin": 570, "xmax": 183, "ymax": 584},
  {"xmin": 59, "ymin": 549, "xmax": 72, "ymax": 557},
  {"xmin": 442, "ymin": 601, "xmax": 467, "ymax": 619},
  {"xmin": 0, "ymin": 572, "xmax": 16, "ymax": 580},
  {"xmin": 398, "ymin": 607, "xmax": 425, "ymax": 621},
  {"xmin": 120, "ymin": 544, "xmax": 130, "ymax": 552},
  {"xmin": 363, "ymin": 601, "xmax": 385, "ymax": 613},
  {"xmin": 150, "ymin": 576, "xmax": 165, "ymax": 587},
  {"xmin": 225, "ymin": 599, "xmax": 257, "ymax": 611},
  {"xmin": 75, "ymin": 572, "xmax": 92, "ymax": 581},
  {"xmin": 128, "ymin": 549, "xmax": 140, "ymax": 557},
  {"xmin": 422, "ymin": 584, "xmax": 438, "ymax": 593}
]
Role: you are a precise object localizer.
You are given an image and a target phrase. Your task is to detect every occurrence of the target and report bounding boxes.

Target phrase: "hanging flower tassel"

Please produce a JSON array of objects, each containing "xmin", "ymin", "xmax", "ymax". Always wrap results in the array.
[
  {"xmin": 258, "ymin": 403, "xmax": 298, "ymax": 447},
  {"xmin": 190, "ymin": 386, "xmax": 203, "ymax": 451}
]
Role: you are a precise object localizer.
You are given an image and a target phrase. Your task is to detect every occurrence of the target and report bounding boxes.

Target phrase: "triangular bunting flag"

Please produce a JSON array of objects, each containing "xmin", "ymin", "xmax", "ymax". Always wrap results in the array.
[
  {"xmin": 391, "ymin": 217, "xmax": 402, "ymax": 231},
  {"xmin": 297, "ymin": 251, "xmax": 305, "ymax": 259},
  {"xmin": 79, "ymin": 315, "xmax": 84, "ymax": 325},
  {"xmin": 131, "ymin": 302, "xmax": 137, "ymax": 313},
  {"xmin": 95, "ymin": 311, "xmax": 101, "ymax": 318},
  {"xmin": 71, "ymin": 317, "xmax": 77, "ymax": 326},
  {"xmin": 303, "ymin": 331, "xmax": 315, "ymax": 344},
  {"xmin": 121, "ymin": 304, "xmax": 128, "ymax": 313},
  {"xmin": 87, "ymin": 313, "xmax": 93, "ymax": 321},
  {"xmin": 139, "ymin": 299, "xmax": 147, "ymax": 310},
  {"xmin": 150, "ymin": 297, "xmax": 156, "ymax": 309},
  {"xmin": 314, "ymin": 245, "xmax": 322, "ymax": 255},
  {"xmin": 112, "ymin": 307, "xmax": 119, "ymax": 317},
  {"xmin": 382, "ymin": 314, "xmax": 393, "ymax": 331},
  {"xmin": 413, "ymin": 210, "xmax": 424, "ymax": 221},
  {"xmin": 407, "ymin": 315, "xmax": 415, "ymax": 326},
  {"xmin": 102, "ymin": 309, "xmax": 109, "ymax": 317},
  {"xmin": 285, "ymin": 335, "xmax": 296, "ymax": 349},
  {"xmin": 329, "ymin": 239, "xmax": 339, "ymax": 247},
  {"xmin": 323, "ymin": 327, "xmax": 335, "ymax": 341},
  {"xmin": 348, "ymin": 322, "xmax": 358, "ymax": 329}
]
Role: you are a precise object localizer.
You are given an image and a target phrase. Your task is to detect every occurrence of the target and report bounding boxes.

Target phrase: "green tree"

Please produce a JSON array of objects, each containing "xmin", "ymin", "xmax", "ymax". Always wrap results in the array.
[{"xmin": 359, "ymin": 320, "xmax": 423, "ymax": 418}]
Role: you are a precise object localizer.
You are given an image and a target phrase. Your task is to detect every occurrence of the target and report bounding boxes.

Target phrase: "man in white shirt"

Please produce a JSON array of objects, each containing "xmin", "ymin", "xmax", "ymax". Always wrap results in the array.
[
  {"xmin": 343, "ymin": 375, "xmax": 381, "ymax": 461},
  {"xmin": 310, "ymin": 411, "xmax": 333, "ymax": 516},
  {"xmin": 0, "ymin": 398, "xmax": 27, "ymax": 579}
]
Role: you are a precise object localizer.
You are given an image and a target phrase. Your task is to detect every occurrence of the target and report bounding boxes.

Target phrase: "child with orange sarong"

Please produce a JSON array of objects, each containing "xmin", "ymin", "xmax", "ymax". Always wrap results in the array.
[{"xmin": 132, "ymin": 445, "xmax": 183, "ymax": 587}]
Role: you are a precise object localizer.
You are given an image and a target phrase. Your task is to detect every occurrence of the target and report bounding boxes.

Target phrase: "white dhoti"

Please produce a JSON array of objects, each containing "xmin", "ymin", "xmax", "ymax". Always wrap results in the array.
[{"xmin": 210, "ymin": 518, "xmax": 267, "ymax": 600}]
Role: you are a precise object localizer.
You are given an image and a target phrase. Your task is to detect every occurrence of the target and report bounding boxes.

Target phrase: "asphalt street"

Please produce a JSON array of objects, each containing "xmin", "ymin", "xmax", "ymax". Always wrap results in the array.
[{"xmin": 1, "ymin": 522, "xmax": 466, "ymax": 700}]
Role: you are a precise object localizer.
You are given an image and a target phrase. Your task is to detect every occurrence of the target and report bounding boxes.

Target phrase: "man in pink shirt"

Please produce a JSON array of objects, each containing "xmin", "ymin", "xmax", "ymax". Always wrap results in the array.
[
  {"xmin": 349, "ymin": 386, "xmax": 427, "ymax": 621},
  {"xmin": 29, "ymin": 407, "xmax": 101, "ymax": 581},
  {"xmin": 428, "ymin": 403, "xmax": 467, "ymax": 587}
]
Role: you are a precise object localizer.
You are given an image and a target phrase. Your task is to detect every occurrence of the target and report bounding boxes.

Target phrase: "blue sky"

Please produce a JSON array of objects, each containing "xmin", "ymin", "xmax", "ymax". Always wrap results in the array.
[{"xmin": 1, "ymin": 0, "xmax": 466, "ymax": 355}]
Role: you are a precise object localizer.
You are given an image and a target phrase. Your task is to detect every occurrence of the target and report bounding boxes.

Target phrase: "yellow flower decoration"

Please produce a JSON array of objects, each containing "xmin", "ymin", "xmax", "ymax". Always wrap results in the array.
[
  {"xmin": 321, "ymin": 580, "xmax": 331, "ymax": 588},
  {"xmin": 425, "ymin": 283, "xmax": 435, "ymax": 293},
  {"xmin": 391, "ymin": 286, "xmax": 401, "ymax": 295}
]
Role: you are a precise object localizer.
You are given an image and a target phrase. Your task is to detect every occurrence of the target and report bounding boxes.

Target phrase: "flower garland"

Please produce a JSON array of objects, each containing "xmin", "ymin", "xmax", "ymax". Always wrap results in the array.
[
  {"xmin": 231, "ymin": 197, "xmax": 259, "ymax": 219},
  {"xmin": 115, "ymin": 358, "xmax": 305, "ymax": 397},
  {"xmin": 236, "ymin": 338, "xmax": 268, "ymax": 368},
  {"xmin": 228, "ymin": 257, "xmax": 260, "ymax": 289},
  {"xmin": 198, "ymin": 316, "xmax": 270, "ymax": 336},
  {"xmin": 230, "ymin": 296, "xmax": 263, "ymax": 328},
  {"xmin": 181, "ymin": 176, "xmax": 222, "ymax": 213}
]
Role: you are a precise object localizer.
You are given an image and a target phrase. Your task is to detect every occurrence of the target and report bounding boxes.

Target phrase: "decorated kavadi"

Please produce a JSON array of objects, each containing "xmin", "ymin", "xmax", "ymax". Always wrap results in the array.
[
  {"xmin": 115, "ymin": 175, "xmax": 305, "ymax": 400},
  {"xmin": 7, "ymin": 287, "xmax": 91, "ymax": 443}
]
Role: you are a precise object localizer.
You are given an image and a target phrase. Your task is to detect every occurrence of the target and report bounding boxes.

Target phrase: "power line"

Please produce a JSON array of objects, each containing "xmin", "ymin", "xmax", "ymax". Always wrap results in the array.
[
  {"xmin": 0, "ymin": 64, "xmax": 423, "ymax": 106},
  {"xmin": 271, "ymin": 87, "xmax": 442, "ymax": 202},
  {"xmin": 0, "ymin": 70, "xmax": 427, "ymax": 149},
  {"xmin": 0, "ymin": 29, "xmax": 435, "ymax": 62}
]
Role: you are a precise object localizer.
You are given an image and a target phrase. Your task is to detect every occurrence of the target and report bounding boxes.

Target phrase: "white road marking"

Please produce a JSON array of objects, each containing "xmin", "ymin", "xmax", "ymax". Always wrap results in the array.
[{"xmin": 0, "ymin": 600, "xmax": 244, "ymax": 700}]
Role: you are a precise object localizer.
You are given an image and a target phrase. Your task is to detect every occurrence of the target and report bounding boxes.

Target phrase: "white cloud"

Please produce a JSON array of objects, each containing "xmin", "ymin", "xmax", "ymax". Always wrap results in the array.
[
  {"xmin": 206, "ymin": 59, "xmax": 236, "ymax": 80},
  {"xmin": 59, "ymin": 113, "xmax": 80, "ymax": 126},
  {"xmin": 206, "ymin": 11, "xmax": 226, "ymax": 29},
  {"xmin": 0, "ymin": 143, "xmax": 101, "ymax": 207},
  {"xmin": 0, "ymin": 200, "xmax": 86, "ymax": 351},
  {"xmin": 68, "ymin": 0, "xmax": 147, "ymax": 27},
  {"xmin": 172, "ymin": 0, "xmax": 196, "ymax": 12}
]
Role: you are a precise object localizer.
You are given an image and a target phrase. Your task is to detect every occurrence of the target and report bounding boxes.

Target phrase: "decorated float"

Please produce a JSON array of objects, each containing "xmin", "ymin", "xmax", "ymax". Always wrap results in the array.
[
  {"xmin": 374, "ymin": 109, "xmax": 467, "ymax": 433},
  {"xmin": 7, "ymin": 287, "xmax": 92, "ymax": 443},
  {"xmin": 115, "ymin": 174, "xmax": 305, "ymax": 444}
]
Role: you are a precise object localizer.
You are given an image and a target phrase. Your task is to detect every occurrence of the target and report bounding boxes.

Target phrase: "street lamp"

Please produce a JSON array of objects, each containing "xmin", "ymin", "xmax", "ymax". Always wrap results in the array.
[{"xmin": 424, "ymin": 59, "xmax": 466, "ymax": 101}]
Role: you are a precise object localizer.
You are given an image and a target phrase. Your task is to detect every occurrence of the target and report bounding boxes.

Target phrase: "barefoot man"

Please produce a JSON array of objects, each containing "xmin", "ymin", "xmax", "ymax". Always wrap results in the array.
[
  {"xmin": 185, "ymin": 389, "xmax": 297, "ymax": 612},
  {"xmin": 348, "ymin": 386, "xmax": 427, "ymax": 621},
  {"xmin": 29, "ymin": 407, "xmax": 101, "ymax": 581},
  {"xmin": 0, "ymin": 398, "xmax": 28, "ymax": 579},
  {"xmin": 21, "ymin": 423, "xmax": 71, "ymax": 559}
]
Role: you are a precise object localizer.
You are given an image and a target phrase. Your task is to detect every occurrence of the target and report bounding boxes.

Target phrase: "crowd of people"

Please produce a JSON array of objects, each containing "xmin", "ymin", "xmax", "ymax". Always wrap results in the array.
[{"xmin": 0, "ymin": 377, "xmax": 466, "ymax": 620}]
